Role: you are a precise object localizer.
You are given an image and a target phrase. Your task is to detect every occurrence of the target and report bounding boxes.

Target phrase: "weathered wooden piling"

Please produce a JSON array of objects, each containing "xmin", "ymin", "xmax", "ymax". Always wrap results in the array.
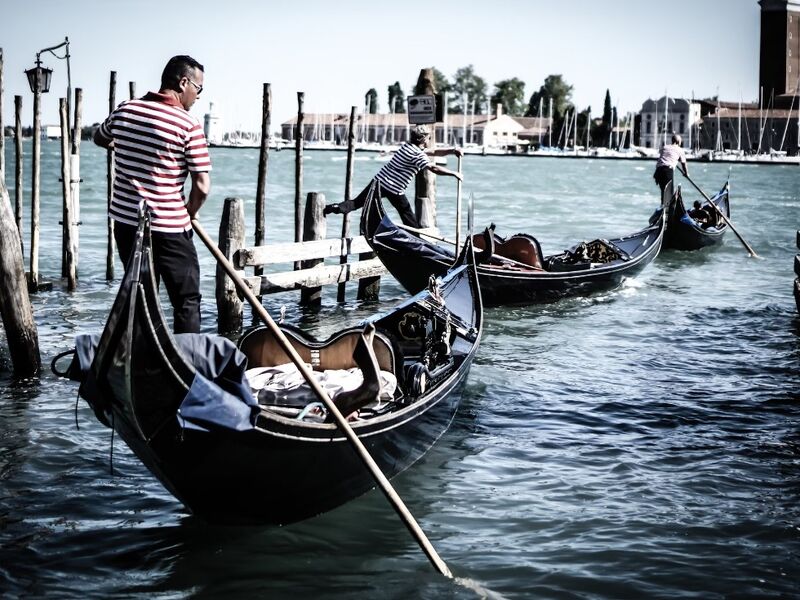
[
  {"xmin": 300, "ymin": 192, "xmax": 326, "ymax": 307},
  {"xmin": 216, "ymin": 197, "xmax": 245, "ymax": 334},
  {"xmin": 337, "ymin": 105, "xmax": 357, "ymax": 303},
  {"xmin": 414, "ymin": 68, "xmax": 437, "ymax": 228},
  {"xmin": 0, "ymin": 48, "xmax": 5, "ymax": 182},
  {"xmin": 255, "ymin": 83, "xmax": 271, "ymax": 284},
  {"xmin": 14, "ymin": 95, "xmax": 23, "ymax": 252},
  {"xmin": 59, "ymin": 98, "xmax": 76, "ymax": 290},
  {"xmin": 106, "ymin": 71, "xmax": 116, "ymax": 281},
  {"xmin": 0, "ymin": 177, "xmax": 41, "ymax": 377},
  {"xmin": 294, "ymin": 92, "xmax": 305, "ymax": 270},
  {"xmin": 129, "ymin": 81, "xmax": 136, "ymax": 100},
  {"xmin": 64, "ymin": 87, "xmax": 82, "ymax": 278},
  {"xmin": 29, "ymin": 65, "xmax": 43, "ymax": 291}
]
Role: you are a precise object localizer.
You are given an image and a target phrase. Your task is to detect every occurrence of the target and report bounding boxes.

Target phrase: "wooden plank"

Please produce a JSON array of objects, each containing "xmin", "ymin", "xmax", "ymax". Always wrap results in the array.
[
  {"xmin": 235, "ymin": 235, "xmax": 374, "ymax": 267},
  {"xmin": 236, "ymin": 228, "xmax": 439, "ymax": 267},
  {"xmin": 242, "ymin": 258, "xmax": 386, "ymax": 295}
]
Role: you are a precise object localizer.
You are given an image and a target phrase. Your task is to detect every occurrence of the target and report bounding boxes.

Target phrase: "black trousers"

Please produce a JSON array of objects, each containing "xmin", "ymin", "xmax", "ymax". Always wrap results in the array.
[
  {"xmin": 114, "ymin": 222, "xmax": 201, "ymax": 333},
  {"xmin": 653, "ymin": 166, "xmax": 674, "ymax": 192},
  {"xmin": 352, "ymin": 180, "xmax": 420, "ymax": 228}
]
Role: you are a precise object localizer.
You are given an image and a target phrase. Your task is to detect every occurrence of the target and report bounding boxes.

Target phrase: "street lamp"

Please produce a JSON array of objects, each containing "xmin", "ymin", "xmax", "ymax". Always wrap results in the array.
[
  {"xmin": 24, "ymin": 58, "xmax": 53, "ymax": 94},
  {"xmin": 24, "ymin": 36, "xmax": 71, "ymax": 291}
]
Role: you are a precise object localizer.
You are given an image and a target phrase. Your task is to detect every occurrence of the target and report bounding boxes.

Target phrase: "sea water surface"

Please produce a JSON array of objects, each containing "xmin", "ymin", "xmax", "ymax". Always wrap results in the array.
[{"xmin": 1, "ymin": 140, "xmax": 799, "ymax": 599}]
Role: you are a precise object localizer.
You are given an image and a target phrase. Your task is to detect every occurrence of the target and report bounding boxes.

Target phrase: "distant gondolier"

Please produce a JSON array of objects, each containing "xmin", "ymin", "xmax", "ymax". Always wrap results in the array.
[
  {"xmin": 323, "ymin": 125, "xmax": 462, "ymax": 228},
  {"xmin": 653, "ymin": 134, "xmax": 688, "ymax": 193}
]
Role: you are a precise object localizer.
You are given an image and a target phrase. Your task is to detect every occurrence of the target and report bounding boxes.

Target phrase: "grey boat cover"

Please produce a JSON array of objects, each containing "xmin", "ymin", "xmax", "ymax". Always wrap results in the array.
[{"xmin": 70, "ymin": 332, "xmax": 258, "ymax": 433}]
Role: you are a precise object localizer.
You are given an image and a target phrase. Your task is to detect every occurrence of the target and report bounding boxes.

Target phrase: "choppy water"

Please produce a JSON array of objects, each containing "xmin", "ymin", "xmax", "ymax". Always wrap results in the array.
[{"xmin": 1, "ymin": 141, "xmax": 799, "ymax": 599}]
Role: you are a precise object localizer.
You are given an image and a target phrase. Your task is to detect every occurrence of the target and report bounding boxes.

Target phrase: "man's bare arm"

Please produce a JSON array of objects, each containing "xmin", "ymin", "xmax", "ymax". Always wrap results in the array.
[{"xmin": 186, "ymin": 172, "xmax": 211, "ymax": 217}]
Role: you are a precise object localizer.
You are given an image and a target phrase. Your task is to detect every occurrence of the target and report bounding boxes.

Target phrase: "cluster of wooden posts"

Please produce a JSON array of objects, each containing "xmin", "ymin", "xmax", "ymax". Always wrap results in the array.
[
  {"xmin": 0, "ymin": 47, "xmax": 85, "ymax": 378},
  {"xmin": 0, "ymin": 58, "xmax": 443, "ymax": 376}
]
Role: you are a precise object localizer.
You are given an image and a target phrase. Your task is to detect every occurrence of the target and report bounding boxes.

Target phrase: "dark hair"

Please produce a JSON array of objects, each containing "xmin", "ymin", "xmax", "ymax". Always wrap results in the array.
[{"xmin": 160, "ymin": 55, "xmax": 204, "ymax": 91}]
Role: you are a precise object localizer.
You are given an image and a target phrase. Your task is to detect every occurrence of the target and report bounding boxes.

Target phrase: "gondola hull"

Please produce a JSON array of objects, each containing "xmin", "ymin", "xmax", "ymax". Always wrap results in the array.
[
  {"xmin": 664, "ymin": 183, "xmax": 730, "ymax": 251},
  {"xmin": 362, "ymin": 188, "xmax": 666, "ymax": 306},
  {"xmin": 64, "ymin": 215, "xmax": 482, "ymax": 525}
]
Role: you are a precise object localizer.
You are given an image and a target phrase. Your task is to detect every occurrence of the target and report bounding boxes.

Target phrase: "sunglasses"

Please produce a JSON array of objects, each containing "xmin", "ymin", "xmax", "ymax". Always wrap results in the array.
[{"xmin": 186, "ymin": 78, "xmax": 203, "ymax": 95}]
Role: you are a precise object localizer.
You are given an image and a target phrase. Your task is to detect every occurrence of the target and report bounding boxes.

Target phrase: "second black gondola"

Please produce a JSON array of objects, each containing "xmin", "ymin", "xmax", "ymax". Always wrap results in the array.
[{"xmin": 362, "ymin": 184, "xmax": 666, "ymax": 306}]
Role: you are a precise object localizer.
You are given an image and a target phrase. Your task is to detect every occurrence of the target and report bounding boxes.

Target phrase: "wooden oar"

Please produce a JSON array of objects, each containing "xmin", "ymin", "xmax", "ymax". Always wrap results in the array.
[
  {"xmin": 191, "ymin": 218, "xmax": 453, "ymax": 579},
  {"xmin": 679, "ymin": 170, "xmax": 760, "ymax": 258}
]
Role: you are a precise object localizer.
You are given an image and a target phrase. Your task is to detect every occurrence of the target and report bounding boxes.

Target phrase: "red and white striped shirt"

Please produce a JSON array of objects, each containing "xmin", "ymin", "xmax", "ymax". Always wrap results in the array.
[{"xmin": 99, "ymin": 92, "xmax": 211, "ymax": 233}]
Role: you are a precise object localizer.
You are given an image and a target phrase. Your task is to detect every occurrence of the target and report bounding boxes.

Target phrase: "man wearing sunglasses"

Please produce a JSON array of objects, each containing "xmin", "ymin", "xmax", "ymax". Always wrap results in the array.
[{"xmin": 94, "ymin": 55, "xmax": 211, "ymax": 334}]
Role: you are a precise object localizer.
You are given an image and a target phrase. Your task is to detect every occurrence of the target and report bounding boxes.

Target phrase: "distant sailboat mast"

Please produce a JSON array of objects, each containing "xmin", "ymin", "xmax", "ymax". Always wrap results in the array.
[
  {"xmin": 462, "ymin": 93, "xmax": 468, "ymax": 147},
  {"xmin": 737, "ymin": 95, "xmax": 742, "ymax": 153},
  {"xmin": 548, "ymin": 97, "xmax": 553, "ymax": 148},
  {"xmin": 442, "ymin": 91, "xmax": 449, "ymax": 146},
  {"xmin": 537, "ymin": 97, "xmax": 543, "ymax": 147},
  {"xmin": 662, "ymin": 94, "xmax": 668, "ymax": 147}
]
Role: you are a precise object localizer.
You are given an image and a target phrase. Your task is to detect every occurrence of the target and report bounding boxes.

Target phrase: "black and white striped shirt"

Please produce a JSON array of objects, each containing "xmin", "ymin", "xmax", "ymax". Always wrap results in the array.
[{"xmin": 374, "ymin": 142, "xmax": 431, "ymax": 194}]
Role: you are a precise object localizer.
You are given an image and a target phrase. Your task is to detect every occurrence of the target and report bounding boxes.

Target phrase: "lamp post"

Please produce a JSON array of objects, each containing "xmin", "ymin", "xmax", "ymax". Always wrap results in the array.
[{"xmin": 24, "ymin": 37, "xmax": 70, "ymax": 290}]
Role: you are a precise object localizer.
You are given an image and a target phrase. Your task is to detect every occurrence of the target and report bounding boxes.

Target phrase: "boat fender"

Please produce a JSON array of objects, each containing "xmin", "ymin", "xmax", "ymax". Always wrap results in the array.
[{"xmin": 406, "ymin": 362, "xmax": 429, "ymax": 398}]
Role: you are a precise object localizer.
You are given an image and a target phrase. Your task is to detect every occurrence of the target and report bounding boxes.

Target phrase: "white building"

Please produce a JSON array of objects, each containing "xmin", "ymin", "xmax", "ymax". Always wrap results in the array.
[
  {"xmin": 203, "ymin": 102, "xmax": 222, "ymax": 145},
  {"xmin": 639, "ymin": 97, "xmax": 701, "ymax": 148}
]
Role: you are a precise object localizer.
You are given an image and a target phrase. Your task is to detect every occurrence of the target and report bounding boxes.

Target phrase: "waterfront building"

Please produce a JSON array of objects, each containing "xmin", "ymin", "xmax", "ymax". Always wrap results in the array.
[{"xmin": 638, "ymin": 97, "xmax": 701, "ymax": 149}]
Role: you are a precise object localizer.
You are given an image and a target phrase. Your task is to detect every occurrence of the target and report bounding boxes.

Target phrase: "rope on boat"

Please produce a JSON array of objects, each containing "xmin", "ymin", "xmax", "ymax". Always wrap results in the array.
[{"xmin": 296, "ymin": 402, "xmax": 325, "ymax": 421}]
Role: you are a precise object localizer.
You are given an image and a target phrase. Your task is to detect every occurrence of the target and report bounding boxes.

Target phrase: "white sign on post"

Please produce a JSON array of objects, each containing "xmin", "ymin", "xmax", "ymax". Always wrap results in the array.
[{"xmin": 407, "ymin": 95, "xmax": 436, "ymax": 124}]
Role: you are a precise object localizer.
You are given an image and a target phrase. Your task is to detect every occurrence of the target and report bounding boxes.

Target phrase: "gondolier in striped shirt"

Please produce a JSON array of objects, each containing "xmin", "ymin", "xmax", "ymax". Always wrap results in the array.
[
  {"xmin": 94, "ymin": 55, "xmax": 211, "ymax": 333},
  {"xmin": 324, "ymin": 124, "xmax": 462, "ymax": 228},
  {"xmin": 653, "ymin": 134, "xmax": 688, "ymax": 194}
]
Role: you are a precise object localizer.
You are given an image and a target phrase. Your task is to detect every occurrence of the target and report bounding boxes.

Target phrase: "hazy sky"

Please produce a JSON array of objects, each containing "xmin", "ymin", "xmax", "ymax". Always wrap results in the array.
[{"xmin": 2, "ymin": 0, "xmax": 760, "ymax": 132}]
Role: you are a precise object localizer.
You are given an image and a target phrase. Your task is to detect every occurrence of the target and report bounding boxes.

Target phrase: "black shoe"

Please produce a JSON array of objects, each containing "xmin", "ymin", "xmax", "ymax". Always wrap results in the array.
[{"xmin": 323, "ymin": 203, "xmax": 340, "ymax": 216}]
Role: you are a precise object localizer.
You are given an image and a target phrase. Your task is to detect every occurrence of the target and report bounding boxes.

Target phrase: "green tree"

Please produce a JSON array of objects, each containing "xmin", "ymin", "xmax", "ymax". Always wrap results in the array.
[
  {"xmin": 365, "ymin": 88, "xmax": 378, "ymax": 114},
  {"xmin": 593, "ymin": 89, "xmax": 613, "ymax": 146},
  {"xmin": 430, "ymin": 67, "xmax": 453, "ymax": 111},
  {"xmin": 387, "ymin": 82, "xmax": 405, "ymax": 113},
  {"xmin": 491, "ymin": 78, "xmax": 526, "ymax": 117},
  {"xmin": 525, "ymin": 75, "xmax": 574, "ymax": 144},
  {"xmin": 451, "ymin": 65, "xmax": 488, "ymax": 114},
  {"xmin": 525, "ymin": 74, "xmax": 573, "ymax": 123}
]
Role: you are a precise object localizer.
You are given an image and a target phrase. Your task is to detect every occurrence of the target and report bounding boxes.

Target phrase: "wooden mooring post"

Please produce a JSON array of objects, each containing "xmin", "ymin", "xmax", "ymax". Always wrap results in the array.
[
  {"xmin": 14, "ymin": 95, "xmax": 23, "ymax": 253},
  {"xmin": 337, "ymin": 105, "xmax": 357, "ymax": 303},
  {"xmin": 0, "ymin": 48, "xmax": 5, "ymax": 182},
  {"xmin": 216, "ymin": 197, "xmax": 245, "ymax": 334},
  {"xmin": 300, "ymin": 192, "xmax": 326, "ymax": 307},
  {"xmin": 63, "ymin": 87, "xmax": 82, "ymax": 280},
  {"xmin": 0, "ymin": 177, "xmax": 41, "ymax": 377},
  {"xmin": 294, "ymin": 92, "xmax": 304, "ymax": 271},
  {"xmin": 59, "ymin": 98, "xmax": 76, "ymax": 290},
  {"xmin": 254, "ymin": 83, "xmax": 271, "ymax": 285},
  {"xmin": 29, "ymin": 63, "xmax": 43, "ymax": 291},
  {"xmin": 414, "ymin": 67, "xmax": 437, "ymax": 229},
  {"xmin": 105, "ymin": 71, "xmax": 116, "ymax": 281}
]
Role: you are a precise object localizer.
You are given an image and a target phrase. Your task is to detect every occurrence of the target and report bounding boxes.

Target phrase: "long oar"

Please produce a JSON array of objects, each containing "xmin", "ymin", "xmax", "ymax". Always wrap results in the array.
[
  {"xmin": 191, "ymin": 218, "xmax": 453, "ymax": 578},
  {"xmin": 679, "ymin": 170, "xmax": 760, "ymax": 258}
]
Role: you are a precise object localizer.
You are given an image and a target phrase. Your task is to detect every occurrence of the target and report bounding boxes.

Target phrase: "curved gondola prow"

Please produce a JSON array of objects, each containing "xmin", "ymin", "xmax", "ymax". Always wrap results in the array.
[{"xmin": 85, "ymin": 211, "xmax": 195, "ymax": 442}]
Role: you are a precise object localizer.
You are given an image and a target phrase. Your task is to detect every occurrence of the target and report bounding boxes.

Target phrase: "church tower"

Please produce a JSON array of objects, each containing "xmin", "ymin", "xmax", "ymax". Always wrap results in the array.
[{"xmin": 759, "ymin": 0, "xmax": 800, "ymax": 107}]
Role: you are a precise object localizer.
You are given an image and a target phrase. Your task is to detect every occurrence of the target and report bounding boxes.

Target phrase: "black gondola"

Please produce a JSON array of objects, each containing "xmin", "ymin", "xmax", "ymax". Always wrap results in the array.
[
  {"xmin": 361, "ymin": 184, "xmax": 666, "ymax": 306},
  {"xmin": 663, "ymin": 182, "xmax": 730, "ymax": 250},
  {"xmin": 55, "ymin": 213, "xmax": 482, "ymax": 525}
]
